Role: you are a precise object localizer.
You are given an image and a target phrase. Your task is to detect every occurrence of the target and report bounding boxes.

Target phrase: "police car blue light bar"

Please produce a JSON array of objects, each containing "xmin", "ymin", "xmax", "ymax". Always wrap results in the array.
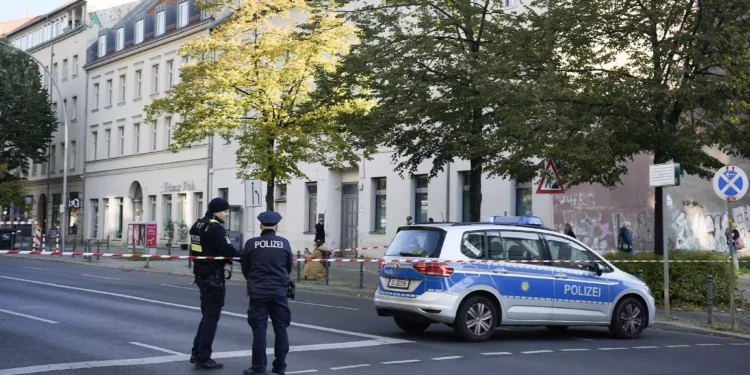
[{"xmin": 487, "ymin": 215, "xmax": 544, "ymax": 226}]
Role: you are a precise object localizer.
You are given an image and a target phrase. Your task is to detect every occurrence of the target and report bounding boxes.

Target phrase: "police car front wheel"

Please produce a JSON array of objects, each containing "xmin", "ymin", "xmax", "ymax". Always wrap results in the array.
[
  {"xmin": 609, "ymin": 296, "xmax": 646, "ymax": 339},
  {"xmin": 454, "ymin": 295, "xmax": 497, "ymax": 342}
]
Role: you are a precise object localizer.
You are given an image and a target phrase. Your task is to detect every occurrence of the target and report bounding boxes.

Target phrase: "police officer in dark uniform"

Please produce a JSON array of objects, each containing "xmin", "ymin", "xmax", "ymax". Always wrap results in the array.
[
  {"xmin": 241, "ymin": 211, "xmax": 293, "ymax": 375},
  {"xmin": 189, "ymin": 197, "xmax": 240, "ymax": 370}
]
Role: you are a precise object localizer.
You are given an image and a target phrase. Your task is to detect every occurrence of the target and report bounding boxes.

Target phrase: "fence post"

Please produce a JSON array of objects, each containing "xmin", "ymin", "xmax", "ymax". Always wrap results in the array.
[
  {"xmin": 707, "ymin": 274, "xmax": 714, "ymax": 325},
  {"xmin": 325, "ymin": 260, "xmax": 330, "ymax": 285},
  {"xmin": 106, "ymin": 235, "xmax": 110, "ymax": 252},
  {"xmin": 638, "ymin": 269, "xmax": 644, "ymax": 281},
  {"xmin": 359, "ymin": 262, "xmax": 364, "ymax": 289},
  {"xmin": 96, "ymin": 240, "xmax": 100, "ymax": 260},
  {"xmin": 296, "ymin": 251, "xmax": 302, "ymax": 281}
]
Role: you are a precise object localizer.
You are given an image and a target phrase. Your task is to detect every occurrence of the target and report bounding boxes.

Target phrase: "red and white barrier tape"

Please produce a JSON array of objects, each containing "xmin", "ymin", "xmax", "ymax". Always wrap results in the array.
[
  {"xmin": 319, "ymin": 246, "xmax": 388, "ymax": 254},
  {"xmin": 1, "ymin": 250, "xmax": 748, "ymax": 263}
]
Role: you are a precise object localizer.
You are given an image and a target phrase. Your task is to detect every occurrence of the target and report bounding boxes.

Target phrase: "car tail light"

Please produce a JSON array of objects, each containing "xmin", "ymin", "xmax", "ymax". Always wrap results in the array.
[{"xmin": 413, "ymin": 263, "xmax": 454, "ymax": 277}]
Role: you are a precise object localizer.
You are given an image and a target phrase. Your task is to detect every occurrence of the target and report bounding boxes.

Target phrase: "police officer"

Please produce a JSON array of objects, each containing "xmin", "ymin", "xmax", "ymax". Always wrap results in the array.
[
  {"xmin": 241, "ymin": 211, "xmax": 293, "ymax": 375},
  {"xmin": 189, "ymin": 197, "xmax": 240, "ymax": 370}
]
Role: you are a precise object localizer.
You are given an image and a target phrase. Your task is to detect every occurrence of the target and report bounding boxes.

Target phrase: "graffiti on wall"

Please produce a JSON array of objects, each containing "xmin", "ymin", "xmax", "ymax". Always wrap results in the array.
[{"xmin": 670, "ymin": 202, "xmax": 750, "ymax": 253}]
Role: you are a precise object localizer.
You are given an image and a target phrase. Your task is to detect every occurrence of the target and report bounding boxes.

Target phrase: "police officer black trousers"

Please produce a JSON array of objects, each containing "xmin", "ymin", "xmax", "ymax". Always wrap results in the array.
[
  {"xmin": 247, "ymin": 295, "xmax": 291, "ymax": 374},
  {"xmin": 192, "ymin": 272, "xmax": 225, "ymax": 366}
]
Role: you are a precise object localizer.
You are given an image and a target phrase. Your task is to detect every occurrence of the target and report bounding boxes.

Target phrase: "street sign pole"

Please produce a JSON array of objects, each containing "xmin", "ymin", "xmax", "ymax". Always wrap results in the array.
[
  {"xmin": 649, "ymin": 162, "xmax": 680, "ymax": 318},
  {"xmin": 663, "ymin": 185, "xmax": 670, "ymax": 317},
  {"xmin": 727, "ymin": 199, "xmax": 737, "ymax": 329}
]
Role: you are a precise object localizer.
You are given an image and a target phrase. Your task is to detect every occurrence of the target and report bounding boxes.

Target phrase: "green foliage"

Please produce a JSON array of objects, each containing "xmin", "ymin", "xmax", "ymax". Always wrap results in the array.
[
  {"xmin": 0, "ymin": 46, "xmax": 56, "ymax": 207},
  {"xmin": 164, "ymin": 218, "xmax": 175, "ymax": 243},
  {"xmin": 175, "ymin": 220, "xmax": 188, "ymax": 242},
  {"xmin": 604, "ymin": 250, "xmax": 740, "ymax": 306}
]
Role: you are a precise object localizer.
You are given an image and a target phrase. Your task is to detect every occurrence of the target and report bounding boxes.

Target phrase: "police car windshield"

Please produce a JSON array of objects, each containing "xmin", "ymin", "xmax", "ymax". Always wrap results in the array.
[{"xmin": 384, "ymin": 228, "xmax": 445, "ymax": 258}]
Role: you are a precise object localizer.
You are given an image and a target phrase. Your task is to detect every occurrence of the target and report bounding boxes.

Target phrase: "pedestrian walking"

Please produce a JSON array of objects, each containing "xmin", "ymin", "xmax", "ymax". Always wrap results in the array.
[
  {"xmin": 189, "ymin": 197, "xmax": 241, "ymax": 370},
  {"xmin": 563, "ymin": 223, "xmax": 576, "ymax": 239},
  {"xmin": 618, "ymin": 222, "xmax": 633, "ymax": 255},
  {"xmin": 314, "ymin": 218, "xmax": 325, "ymax": 244},
  {"xmin": 241, "ymin": 211, "xmax": 294, "ymax": 375}
]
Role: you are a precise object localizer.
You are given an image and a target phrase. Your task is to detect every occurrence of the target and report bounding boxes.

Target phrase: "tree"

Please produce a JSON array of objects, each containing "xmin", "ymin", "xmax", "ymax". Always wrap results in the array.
[
  {"xmin": 317, "ymin": 0, "xmax": 548, "ymax": 222},
  {"xmin": 0, "ymin": 44, "xmax": 57, "ymax": 209},
  {"xmin": 145, "ymin": 0, "xmax": 372, "ymax": 211},
  {"xmin": 516, "ymin": 0, "xmax": 750, "ymax": 254}
]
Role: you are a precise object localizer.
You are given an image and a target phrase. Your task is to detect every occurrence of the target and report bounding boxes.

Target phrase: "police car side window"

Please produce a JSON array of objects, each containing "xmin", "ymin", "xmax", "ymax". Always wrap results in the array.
[
  {"xmin": 487, "ymin": 231, "xmax": 504, "ymax": 260},
  {"xmin": 460, "ymin": 231, "xmax": 486, "ymax": 259},
  {"xmin": 545, "ymin": 235, "xmax": 597, "ymax": 271},
  {"xmin": 498, "ymin": 231, "xmax": 543, "ymax": 262}
]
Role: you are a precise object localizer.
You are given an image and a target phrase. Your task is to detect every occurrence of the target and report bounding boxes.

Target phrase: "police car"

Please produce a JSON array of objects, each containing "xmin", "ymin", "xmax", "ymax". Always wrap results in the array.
[{"xmin": 374, "ymin": 216, "xmax": 655, "ymax": 342}]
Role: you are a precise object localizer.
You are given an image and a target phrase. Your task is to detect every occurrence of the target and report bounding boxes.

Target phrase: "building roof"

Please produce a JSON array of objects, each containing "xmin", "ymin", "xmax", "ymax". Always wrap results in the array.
[
  {"xmin": 0, "ymin": 17, "xmax": 36, "ymax": 35},
  {"xmin": 5, "ymin": 0, "xmax": 85, "ymax": 37}
]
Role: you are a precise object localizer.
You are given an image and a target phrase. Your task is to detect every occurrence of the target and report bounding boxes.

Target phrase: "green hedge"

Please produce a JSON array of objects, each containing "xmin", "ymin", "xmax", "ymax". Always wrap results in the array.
[{"xmin": 603, "ymin": 250, "xmax": 740, "ymax": 307}]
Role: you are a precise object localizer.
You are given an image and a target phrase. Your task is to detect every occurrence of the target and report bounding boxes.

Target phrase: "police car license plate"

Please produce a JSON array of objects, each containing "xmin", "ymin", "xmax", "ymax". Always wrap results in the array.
[{"xmin": 388, "ymin": 278, "xmax": 409, "ymax": 289}]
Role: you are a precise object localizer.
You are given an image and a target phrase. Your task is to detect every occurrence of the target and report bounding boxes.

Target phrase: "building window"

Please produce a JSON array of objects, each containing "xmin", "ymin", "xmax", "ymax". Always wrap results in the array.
[
  {"xmin": 92, "ymin": 131, "xmax": 98, "ymax": 159},
  {"xmin": 93, "ymin": 83, "xmax": 99, "ymax": 109},
  {"xmin": 165, "ymin": 117, "xmax": 172, "ymax": 147},
  {"xmin": 62, "ymin": 59, "xmax": 68, "ymax": 80},
  {"xmin": 135, "ymin": 20, "xmax": 144, "ymax": 44},
  {"xmin": 306, "ymin": 183, "xmax": 317, "ymax": 231},
  {"xmin": 515, "ymin": 181, "xmax": 532, "ymax": 216},
  {"xmin": 62, "ymin": 99, "xmax": 67, "ymax": 120},
  {"xmin": 194, "ymin": 192, "xmax": 204, "ymax": 220},
  {"xmin": 277, "ymin": 184, "xmax": 287, "ymax": 200},
  {"xmin": 116, "ymin": 28, "xmax": 124, "ymax": 51},
  {"xmin": 73, "ymin": 55, "xmax": 78, "ymax": 76},
  {"xmin": 98, "ymin": 35, "xmax": 106, "ymax": 57},
  {"xmin": 166, "ymin": 60, "xmax": 174, "ymax": 89},
  {"xmin": 70, "ymin": 141, "xmax": 76, "ymax": 169},
  {"xmin": 53, "ymin": 62, "xmax": 58, "ymax": 82},
  {"xmin": 41, "ymin": 159, "xmax": 47, "ymax": 174},
  {"xmin": 151, "ymin": 64, "xmax": 159, "ymax": 94},
  {"xmin": 374, "ymin": 178, "xmax": 386, "ymax": 231},
  {"xmin": 103, "ymin": 198, "xmax": 110, "ymax": 235},
  {"xmin": 52, "ymin": 102, "xmax": 57, "ymax": 118},
  {"xmin": 134, "ymin": 123, "xmax": 141, "ymax": 153},
  {"xmin": 71, "ymin": 96, "xmax": 78, "ymax": 121},
  {"xmin": 32, "ymin": 162, "xmax": 38, "ymax": 176},
  {"xmin": 179, "ymin": 1, "xmax": 189, "ymax": 27},
  {"xmin": 163, "ymin": 195, "xmax": 172, "ymax": 238},
  {"xmin": 149, "ymin": 195, "xmax": 157, "ymax": 222},
  {"xmin": 119, "ymin": 75, "xmax": 126, "ymax": 103},
  {"xmin": 135, "ymin": 70, "xmax": 142, "ymax": 98},
  {"xmin": 90, "ymin": 199, "xmax": 99, "ymax": 237},
  {"xmin": 59, "ymin": 142, "xmax": 65, "ymax": 172},
  {"xmin": 50, "ymin": 145, "xmax": 56, "ymax": 172},
  {"xmin": 52, "ymin": 194, "xmax": 61, "ymax": 230},
  {"xmin": 156, "ymin": 11, "xmax": 166, "ymax": 36},
  {"xmin": 116, "ymin": 198, "xmax": 124, "ymax": 239},
  {"xmin": 105, "ymin": 129, "xmax": 111, "ymax": 158},
  {"xmin": 461, "ymin": 171, "xmax": 470, "ymax": 222},
  {"xmin": 177, "ymin": 194, "xmax": 186, "ymax": 221},
  {"xmin": 44, "ymin": 65, "xmax": 49, "ymax": 87},
  {"xmin": 118, "ymin": 126, "xmax": 125, "ymax": 156},
  {"xmin": 505, "ymin": 0, "xmax": 519, "ymax": 6},
  {"xmin": 415, "ymin": 175, "xmax": 428, "ymax": 223},
  {"xmin": 106, "ymin": 79, "xmax": 113, "ymax": 106}
]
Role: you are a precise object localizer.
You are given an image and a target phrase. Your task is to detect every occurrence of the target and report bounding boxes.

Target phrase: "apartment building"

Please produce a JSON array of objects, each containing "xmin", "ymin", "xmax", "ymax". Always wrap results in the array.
[
  {"xmin": 82, "ymin": 0, "xmax": 212, "ymax": 247},
  {"xmin": 4, "ymin": 0, "xmax": 139, "ymax": 242}
]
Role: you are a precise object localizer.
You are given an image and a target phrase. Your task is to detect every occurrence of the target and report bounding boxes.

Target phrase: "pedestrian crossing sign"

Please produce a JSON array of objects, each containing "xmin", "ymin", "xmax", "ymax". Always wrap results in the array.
[{"xmin": 537, "ymin": 160, "xmax": 565, "ymax": 194}]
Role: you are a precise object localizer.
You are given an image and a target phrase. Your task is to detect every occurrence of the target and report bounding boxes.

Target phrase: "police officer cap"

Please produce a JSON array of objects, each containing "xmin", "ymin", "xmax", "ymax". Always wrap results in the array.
[
  {"xmin": 257, "ymin": 210, "xmax": 282, "ymax": 226},
  {"xmin": 208, "ymin": 197, "xmax": 230, "ymax": 213}
]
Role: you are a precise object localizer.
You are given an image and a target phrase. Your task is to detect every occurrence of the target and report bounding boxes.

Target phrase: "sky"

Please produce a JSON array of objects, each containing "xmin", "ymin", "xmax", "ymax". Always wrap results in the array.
[{"xmin": 0, "ymin": 0, "xmax": 67, "ymax": 23}]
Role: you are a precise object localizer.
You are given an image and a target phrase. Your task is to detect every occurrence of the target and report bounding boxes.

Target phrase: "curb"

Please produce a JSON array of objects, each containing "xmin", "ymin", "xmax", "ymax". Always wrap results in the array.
[{"xmin": 654, "ymin": 320, "xmax": 750, "ymax": 341}]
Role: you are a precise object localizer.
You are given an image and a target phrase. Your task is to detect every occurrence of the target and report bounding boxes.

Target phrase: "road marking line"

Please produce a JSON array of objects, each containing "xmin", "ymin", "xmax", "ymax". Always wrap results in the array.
[
  {"xmin": 330, "ymin": 364, "xmax": 370, "ymax": 370},
  {"xmin": 290, "ymin": 301, "xmax": 359, "ymax": 311},
  {"xmin": 22, "ymin": 267, "xmax": 50, "ymax": 271},
  {"xmin": 0, "ymin": 340, "xmax": 391, "ymax": 375},
  {"xmin": 665, "ymin": 345, "xmax": 691, "ymax": 348},
  {"xmin": 559, "ymin": 348, "xmax": 590, "ymax": 352},
  {"xmin": 431, "ymin": 356, "xmax": 462, "ymax": 361},
  {"xmin": 696, "ymin": 343, "xmax": 722, "ymax": 346},
  {"xmin": 598, "ymin": 348, "xmax": 628, "ymax": 351},
  {"xmin": 632, "ymin": 346, "xmax": 659, "ymax": 349},
  {"xmin": 521, "ymin": 350, "xmax": 553, "ymax": 354},
  {"xmin": 481, "ymin": 352, "xmax": 512, "ymax": 356},
  {"xmin": 572, "ymin": 337, "xmax": 594, "ymax": 341},
  {"xmin": 160, "ymin": 284, "xmax": 195, "ymax": 291},
  {"xmin": 0, "ymin": 276, "xmax": 411, "ymax": 344},
  {"xmin": 0, "ymin": 308, "xmax": 58, "ymax": 324},
  {"xmin": 81, "ymin": 274, "xmax": 120, "ymax": 280},
  {"xmin": 128, "ymin": 342, "xmax": 185, "ymax": 356},
  {"xmin": 729, "ymin": 343, "xmax": 750, "ymax": 346},
  {"xmin": 381, "ymin": 359, "xmax": 421, "ymax": 364}
]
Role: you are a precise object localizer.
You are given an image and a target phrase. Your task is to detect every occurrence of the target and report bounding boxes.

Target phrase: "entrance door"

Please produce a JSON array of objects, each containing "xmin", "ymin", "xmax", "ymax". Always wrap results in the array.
[{"xmin": 340, "ymin": 183, "xmax": 359, "ymax": 253}]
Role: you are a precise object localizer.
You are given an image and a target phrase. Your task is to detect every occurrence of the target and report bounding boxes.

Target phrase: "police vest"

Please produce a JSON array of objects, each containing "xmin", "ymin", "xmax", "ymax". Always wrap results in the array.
[{"xmin": 189, "ymin": 218, "xmax": 224, "ymax": 275}]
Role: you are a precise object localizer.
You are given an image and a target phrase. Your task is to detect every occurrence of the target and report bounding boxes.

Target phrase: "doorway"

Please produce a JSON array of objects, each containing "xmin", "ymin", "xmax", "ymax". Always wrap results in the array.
[{"xmin": 340, "ymin": 183, "xmax": 359, "ymax": 256}]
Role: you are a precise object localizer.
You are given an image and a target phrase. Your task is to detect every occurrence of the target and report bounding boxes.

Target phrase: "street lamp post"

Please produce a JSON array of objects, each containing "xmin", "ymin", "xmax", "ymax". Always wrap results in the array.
[{"xmin": 0, "ymin": 42, "xmax": 69, "ymax": 250}]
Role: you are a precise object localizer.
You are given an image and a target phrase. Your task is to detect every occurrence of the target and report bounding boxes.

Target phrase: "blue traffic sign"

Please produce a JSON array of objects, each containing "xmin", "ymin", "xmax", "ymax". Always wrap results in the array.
[{"xmin": 713, "ymin": 166, "xmax": 748, "ymax": 201}]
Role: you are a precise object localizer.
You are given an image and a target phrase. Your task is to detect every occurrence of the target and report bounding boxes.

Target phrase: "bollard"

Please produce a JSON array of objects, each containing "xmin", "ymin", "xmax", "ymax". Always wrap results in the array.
[
  {"xmin": 42, "ymin": 234, "xmax": 46, "ymax": 251},
  {"xmin": 145, "ymin": 255, "xmax": 150, "ymax": 269},
  {"xmin": 707, "ymin": 274, "xmax": 714, "ymax": 325},
  {"xmin": 106, "ymin": 235, "xmax": 110, "ymax": 252},
  {"xmin": 167, "ymin": 243, "xmax": 172, "ymax": 256},
  {"xmin": 638, "ymin": 269, "xmax": 644, "ymax": 281},
  {"xmin": 359, "ymin": 262, "xmax": 364, "ymax": 289},
  {"xmin": 96, "ymin": 240, "xmax": 100, "ymax": 260},
  {"xmin": 296, "ymin": 251, "xmax": 302, "ymax": 281},
  {"xmin": 325, "ymin": 261, "xmax": 330, "ymax": 285}
]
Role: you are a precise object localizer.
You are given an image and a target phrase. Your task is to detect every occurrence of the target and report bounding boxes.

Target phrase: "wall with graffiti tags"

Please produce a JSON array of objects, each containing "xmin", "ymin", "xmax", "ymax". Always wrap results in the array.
[{"xmin": 553, "ymin": 151, "xmax": 750, "ymax": 254}]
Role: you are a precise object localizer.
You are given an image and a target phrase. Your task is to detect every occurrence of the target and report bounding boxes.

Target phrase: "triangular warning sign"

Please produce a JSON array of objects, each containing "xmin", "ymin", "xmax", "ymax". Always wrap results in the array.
[{"xmin": 537, "ymin": 159, "xmax": 566, "ymax": 194}]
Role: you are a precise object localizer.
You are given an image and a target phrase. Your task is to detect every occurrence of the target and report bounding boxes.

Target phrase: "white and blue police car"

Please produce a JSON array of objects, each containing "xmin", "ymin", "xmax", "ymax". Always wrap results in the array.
[{"xmin": 374, "ymin": 216, "xmax": 655, "ymax": 342}]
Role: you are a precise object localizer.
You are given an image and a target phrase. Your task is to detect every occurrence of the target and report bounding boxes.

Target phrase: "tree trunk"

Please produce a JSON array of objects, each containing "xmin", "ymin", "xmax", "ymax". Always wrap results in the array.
[
  {"xmin": 468, "ymin": 158, "xmax": 483, "ymax": 222},
  {"xmin": 265, "ymin": 139, "xmax": 276, "ymax": 211},
  {"xmin": 654, "ymin": 150, "xmax": 665, "ymax": 256}
]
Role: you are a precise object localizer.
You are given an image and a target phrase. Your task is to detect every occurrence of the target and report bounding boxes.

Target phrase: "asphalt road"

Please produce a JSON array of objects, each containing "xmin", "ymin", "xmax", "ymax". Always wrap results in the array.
[{"xmin": 1, "ymin": 256, "xmax": 748, "ymax": 375}]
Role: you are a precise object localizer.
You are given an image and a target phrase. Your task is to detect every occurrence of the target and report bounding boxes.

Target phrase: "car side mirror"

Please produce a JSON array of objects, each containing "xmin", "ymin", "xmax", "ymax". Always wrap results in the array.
[{"xmin": 594, "ymin": 262, "xmax": 603, "ymax": 276}]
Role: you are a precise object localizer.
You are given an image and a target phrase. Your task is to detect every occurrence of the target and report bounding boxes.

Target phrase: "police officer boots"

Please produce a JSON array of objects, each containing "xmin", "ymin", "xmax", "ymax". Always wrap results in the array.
[{"xmin": 195, "ymin": 359, "xmax": 224, "ymax": 370}]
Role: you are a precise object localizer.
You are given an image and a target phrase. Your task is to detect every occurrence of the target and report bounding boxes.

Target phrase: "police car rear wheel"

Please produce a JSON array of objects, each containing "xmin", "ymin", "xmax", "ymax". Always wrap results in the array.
[
  {"xmin": 610, "ymin": 296, "xmax": 645, "ymax": 339},
  {"xmin": 454, "ymin": 296, "xmax": 497, "ymax": 342},
  {"xmin": 393, "ymin": 317, "xmax": 431, "ymax": 334}
]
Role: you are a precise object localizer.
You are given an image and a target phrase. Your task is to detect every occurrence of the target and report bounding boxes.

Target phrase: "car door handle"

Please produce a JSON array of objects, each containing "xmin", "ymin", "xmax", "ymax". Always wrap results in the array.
[
  {"xmin": 493, "ymin": 268, "xmax": 508, "ymax": 274},
  {"xmin": 554, "ymin": 274, "xmax": 569, "ymax": 279}
]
